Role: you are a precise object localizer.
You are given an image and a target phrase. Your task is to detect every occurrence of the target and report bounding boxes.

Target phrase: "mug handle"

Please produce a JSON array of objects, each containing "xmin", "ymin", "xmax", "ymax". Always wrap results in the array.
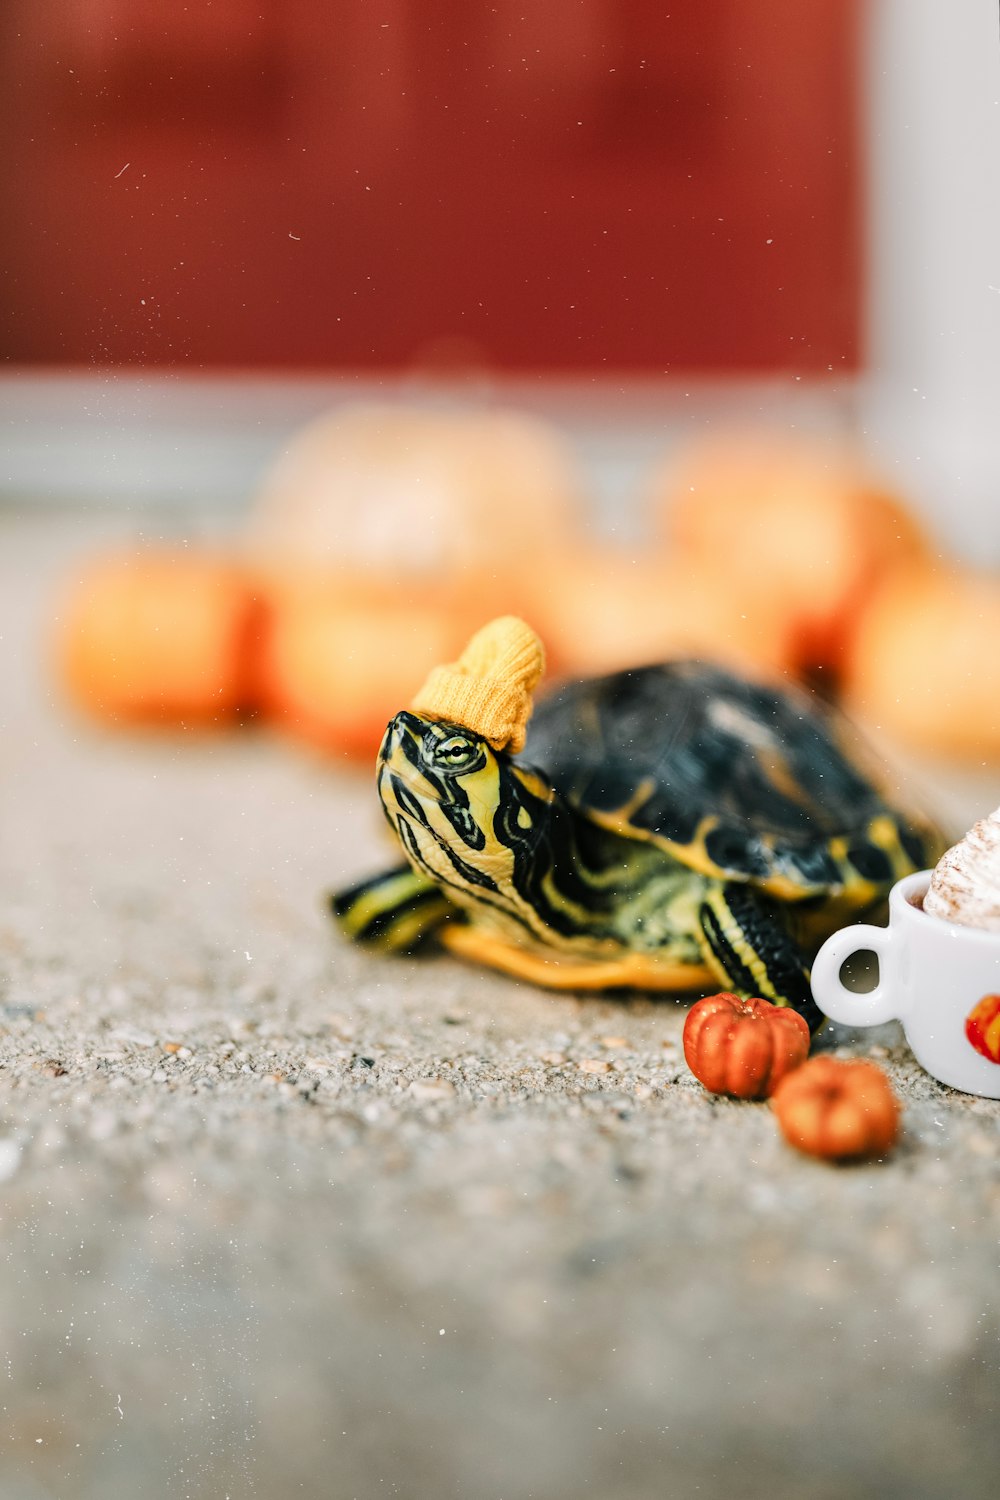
[{"xmin": 810, "ymin": 923, "xmax": 901, "ymax": 1027}]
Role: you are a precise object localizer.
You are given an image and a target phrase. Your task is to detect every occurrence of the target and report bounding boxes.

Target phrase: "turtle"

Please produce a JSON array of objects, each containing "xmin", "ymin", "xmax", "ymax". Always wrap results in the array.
[{"xmin": 332, "ymin": 651, "xmax": 944, "ymax": 1034}]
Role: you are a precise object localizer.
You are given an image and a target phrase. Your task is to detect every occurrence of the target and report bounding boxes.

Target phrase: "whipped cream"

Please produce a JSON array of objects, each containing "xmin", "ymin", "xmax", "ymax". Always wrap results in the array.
[{"xmin": 924, "ymin": 806, "xmax": 1000, "ymax": 931}]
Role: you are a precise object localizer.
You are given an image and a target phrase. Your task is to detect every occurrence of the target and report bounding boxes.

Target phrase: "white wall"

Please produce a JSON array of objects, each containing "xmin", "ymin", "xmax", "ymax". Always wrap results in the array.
[{"xmin": 863, "ymin": 0, "xmax": 1000, "ymax": 560}]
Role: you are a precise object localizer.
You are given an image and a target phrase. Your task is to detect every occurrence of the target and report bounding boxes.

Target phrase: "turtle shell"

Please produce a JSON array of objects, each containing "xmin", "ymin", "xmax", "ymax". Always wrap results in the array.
[{"xmin": 518, "ymin": 661, "xmax": 930, "ymax": 897}]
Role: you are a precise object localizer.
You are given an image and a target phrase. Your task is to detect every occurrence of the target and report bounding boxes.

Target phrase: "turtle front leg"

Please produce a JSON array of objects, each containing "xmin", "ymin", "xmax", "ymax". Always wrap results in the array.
[
  {"xmin": 331, "ymin": 863, "xmax": 453, "ymax": 953},
  {"xmin": 696, "ymin": 882, "xmax": 824, "ymax": 1034}
]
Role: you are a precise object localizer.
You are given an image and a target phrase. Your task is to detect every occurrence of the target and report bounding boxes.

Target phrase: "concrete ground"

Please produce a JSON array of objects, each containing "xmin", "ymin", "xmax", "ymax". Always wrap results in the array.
[{"xmin": 2, "ymin": 510, "xmax": 999, "ymax": 1500}]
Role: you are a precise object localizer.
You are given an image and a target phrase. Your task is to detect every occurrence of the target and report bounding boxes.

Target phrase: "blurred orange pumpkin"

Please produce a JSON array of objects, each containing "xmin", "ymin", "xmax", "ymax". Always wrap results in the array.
[
  {"xmin": 243, "ymin": 402, "xmax": 584, "ymax": 757},
  {"xmin": 58, "ymin": 551, "xmax": 262, "ymax": 726},
  {"xmin": 254, "ymin": 575, "xmax": 488, "ymax": 760},
  {"xmin": 771, "ymin": 1056, "xmax": 900, "ymax": 1161},
  {"xmin": 519, "ymin": 547, "xmax": 793, "ymax": 679},
  {"xmin": 649, "ymin": 435, "xmax": 929, "ymax": 679},
  {"xmin": 842, "ymin": 564, "xmax": 1000, "ymax": 762},
  {"xmin": 245, "ymin": 402, "xmax": 583, "ymax": 584}
]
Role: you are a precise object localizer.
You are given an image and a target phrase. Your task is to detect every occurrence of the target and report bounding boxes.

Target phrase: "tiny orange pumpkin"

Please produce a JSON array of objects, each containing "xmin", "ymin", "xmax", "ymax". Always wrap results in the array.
[
  {"xmin": 682, "ymin": 992, "xmax": 810, "ymax": 1099},
  {"xmin": 770, "ymin": 1056, "xmax": 900, "ymax": 1161}
]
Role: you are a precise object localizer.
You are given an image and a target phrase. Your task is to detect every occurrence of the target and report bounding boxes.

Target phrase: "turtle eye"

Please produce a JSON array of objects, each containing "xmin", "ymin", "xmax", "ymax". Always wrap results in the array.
[{"xmin": 433, "ymin": 735, "xmax": 479, "ymax": 771}]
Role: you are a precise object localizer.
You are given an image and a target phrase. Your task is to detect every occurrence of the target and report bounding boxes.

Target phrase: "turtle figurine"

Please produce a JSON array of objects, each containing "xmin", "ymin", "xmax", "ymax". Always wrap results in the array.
[{"xmin": 332, "ymin": 618, "xmax": 944, "ymax": 1032}]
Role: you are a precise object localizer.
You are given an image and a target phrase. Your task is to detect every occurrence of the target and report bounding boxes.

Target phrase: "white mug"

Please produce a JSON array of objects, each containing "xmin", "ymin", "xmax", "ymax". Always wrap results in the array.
[{"xmin": 811, "ymin": 870, "xmax": 1000, "ymax": 1098}]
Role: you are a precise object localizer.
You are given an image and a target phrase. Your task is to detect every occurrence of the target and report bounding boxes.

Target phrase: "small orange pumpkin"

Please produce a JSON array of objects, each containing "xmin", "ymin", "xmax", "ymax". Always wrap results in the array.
[
  {"xmin": 843, "ymin": 564, "xmax": 1000, "ymax": 762},
  {"xmin": 682, "ymin": 992, "xmax": 810, "ymax": 1099},
  {"xmin": 253, "ymin": 574, "xmax": 487, "ymax": 760},
  {"xmin": 770, "ymin": 1056, "xmax": 900, "ymax": 1161},
  {"xmin": 520, "ymin": 549, "xmax": 793, "ymax": 680},
  {"xmin": 651, "ymin": 434, "xmax": 928, "ymax": 679},
  {"xmin": 57, "ymin": 550, "xmax": 262, "ymax": 726}
]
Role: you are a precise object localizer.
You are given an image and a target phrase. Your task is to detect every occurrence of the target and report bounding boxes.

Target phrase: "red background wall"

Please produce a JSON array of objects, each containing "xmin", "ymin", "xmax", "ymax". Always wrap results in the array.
[{"xmin": 0, "ymin": 0, "xmax": 860, "ymax": 373}]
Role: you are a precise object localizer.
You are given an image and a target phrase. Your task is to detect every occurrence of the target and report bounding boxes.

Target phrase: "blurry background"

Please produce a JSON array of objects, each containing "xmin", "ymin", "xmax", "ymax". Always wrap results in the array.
[{"xmin": 1, "ymin": 0, "xmax": 999, "ymax": 759}]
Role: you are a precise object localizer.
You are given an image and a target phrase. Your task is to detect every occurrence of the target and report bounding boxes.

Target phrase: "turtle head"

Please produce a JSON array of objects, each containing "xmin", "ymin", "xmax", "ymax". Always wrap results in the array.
[{"xmin": 377, "ymin": 710, "xmax": 553, "ymax": 906}]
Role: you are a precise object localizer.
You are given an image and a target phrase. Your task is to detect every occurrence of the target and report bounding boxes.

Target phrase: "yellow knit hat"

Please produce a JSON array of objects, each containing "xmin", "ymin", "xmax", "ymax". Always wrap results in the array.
[{"xmin": 411, "ymin": 616, "xmax": 546, "ymax": 753}]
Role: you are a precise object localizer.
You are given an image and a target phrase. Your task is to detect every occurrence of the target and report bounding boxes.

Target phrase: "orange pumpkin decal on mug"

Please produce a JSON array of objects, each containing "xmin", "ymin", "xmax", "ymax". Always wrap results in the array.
[{"xmin": 965, "ymin": 995, "xmax": 1000, "ymax": 1064}]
